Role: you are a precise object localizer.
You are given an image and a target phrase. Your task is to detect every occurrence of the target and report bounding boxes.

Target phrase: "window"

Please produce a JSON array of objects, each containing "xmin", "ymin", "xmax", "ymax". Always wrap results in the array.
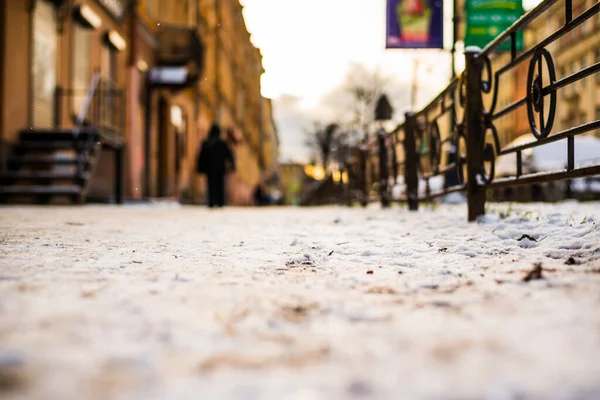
[
  {"xmin": 560, "ymin": 67, "xmax": 566, "ymax": 98},
  {"xmin": 596, "ymin": 49, "xmax": 600, "ymax": 85},
  {"xmin": 581, "ymin": 55, "xmax": 587, "ymax": 88},
  {"xmin": 72, "ymin": 23, "xmax": 91, "ymax": 115},
  {"xmin": 31, "ymin": 0, "xmax": 57, "ymax": 128},
  {"xmin": 573, "ymin": 3, "xmax": 585, "ymax": 39},
  {"xmin": 96, "ymin": 0, "xmax": 127, "ymax": 19},
  {"xmin": 100, "ymin": 44, "xmax": 118, "ymax": 129},
  {"xmin": 596, "ymin": 107, "xmax": 600, "ymax": 137},
  {"xmin": 101, "ymin": 45, "xmax": 117, "ymax": 83},
  {"xmin": 581, "ymin": 4, "xmax": 591, "ymax": 35},
  {"xmin": 572, "ymin": 62, "xmax": 578, "ymax": 94},
  {"xmin": 237, "ymin": 89, "xmax": 245, "ymax": 122}
]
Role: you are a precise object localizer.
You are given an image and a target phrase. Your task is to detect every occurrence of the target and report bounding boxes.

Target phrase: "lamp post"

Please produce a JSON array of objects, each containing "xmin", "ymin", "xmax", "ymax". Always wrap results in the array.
[
  {"xmin": 451, "ymin": 0, "xmax": 459, "ymax": 79},
  {"xmin": 411, "ymin": 57, "xmax": 420, "ymax": 110}
]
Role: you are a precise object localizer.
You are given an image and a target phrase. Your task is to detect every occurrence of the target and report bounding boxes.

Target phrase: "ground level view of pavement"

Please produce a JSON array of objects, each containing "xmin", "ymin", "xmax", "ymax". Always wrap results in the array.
[{"xmin": 1, "ymin": 202, "xmax": 600, "ymax": 400}]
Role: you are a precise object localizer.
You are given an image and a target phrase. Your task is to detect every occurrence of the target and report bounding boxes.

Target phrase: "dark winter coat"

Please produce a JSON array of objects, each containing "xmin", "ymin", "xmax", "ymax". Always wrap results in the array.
[{"xmin": 197, "ymin": 125, "xmax": 235, "ymax": 176}]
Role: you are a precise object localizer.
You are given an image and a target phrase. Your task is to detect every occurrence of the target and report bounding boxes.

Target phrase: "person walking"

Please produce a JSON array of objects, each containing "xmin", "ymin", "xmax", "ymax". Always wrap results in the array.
[{"xmin": 196, "ymin": 123, "xmax": 236, "ymax": 207}]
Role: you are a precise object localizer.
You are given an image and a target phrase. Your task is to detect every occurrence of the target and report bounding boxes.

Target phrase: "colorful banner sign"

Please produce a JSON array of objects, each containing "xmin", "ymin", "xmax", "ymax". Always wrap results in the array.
[
  {"xmin": 386, "ymin": 0, "xmax": 444, "ymax": 49},
  {"xmin": 465, "ymin": 0, "xmax": 524, "ymax": 51}
]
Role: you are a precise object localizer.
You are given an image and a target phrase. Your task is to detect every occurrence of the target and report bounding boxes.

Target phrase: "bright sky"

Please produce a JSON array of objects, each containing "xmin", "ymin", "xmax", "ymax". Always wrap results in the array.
[
  {"xmin": 242, "ymin": 0, "xmax": 451, "ymax": 106},
  {"xmin": 240, "ymin": 0, "xmax": 542, "ymax": 162}
]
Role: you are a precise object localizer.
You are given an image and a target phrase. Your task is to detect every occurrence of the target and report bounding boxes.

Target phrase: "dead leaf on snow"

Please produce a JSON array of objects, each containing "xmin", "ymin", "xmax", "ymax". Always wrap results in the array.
[
  {"xmin": 365, "ymin": 286, "xmax": 397, "ymax": 295},
  {"xmin": 198, "ymin": 345, "xmax": 330, "ymax": 373},
  {"xmin": 565, "ymin": 257, "xmax": 583, "ymax": 265},
  {"xmin": 81, "ymin": 284, "xmax": 108, "ymax": 298},
  {"xmin": 586, "ymin": 268, "xmax": 600, "ymax": 274},
  {"xmin": 517, "ymin": 234, "xmax": 537, "ymax": 242},
  {"xmin": 278, "ymin": 303, "xmax": 318, "ymax": 323},
  {"xmin": 214, "ymin": 307, "xmax": 251, "ymax": 336},
  {"xmin": 16, "ymin": 283, "xmax": 40, "ymax": 293},
  {"xmin": 430, "ymin": 339, "xmax": 503, "ymax": 362},
  {"xmin": 523, "ymin": 262, "xmax": 544, "ymax": 282}
]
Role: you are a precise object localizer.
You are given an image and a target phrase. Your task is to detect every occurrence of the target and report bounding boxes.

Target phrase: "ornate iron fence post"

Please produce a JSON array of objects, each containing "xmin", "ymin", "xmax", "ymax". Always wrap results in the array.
[
  {"xmin": 377, "ymin": 128, "xmax": 390, "ymax": 208},
  {"xmin": 359, "ymin": 140, "xmax": 368, "ymax": 207},
  {"xmin": 404, "ymin": 112, "xmax": 419, "ymax": 211},
  {"xmin": 464, "ymin": 47, "xmax": 486, "ymax": 221},
  {"xmin": 115, "ymin": 146, "xmax": 124, "ymax": 205}
]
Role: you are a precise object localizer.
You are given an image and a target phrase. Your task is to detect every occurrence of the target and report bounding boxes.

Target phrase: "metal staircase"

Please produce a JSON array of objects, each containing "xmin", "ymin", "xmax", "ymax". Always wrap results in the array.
[{"xmin": 0, "ymin": 72, "xmax": 125, "ymax": 204}]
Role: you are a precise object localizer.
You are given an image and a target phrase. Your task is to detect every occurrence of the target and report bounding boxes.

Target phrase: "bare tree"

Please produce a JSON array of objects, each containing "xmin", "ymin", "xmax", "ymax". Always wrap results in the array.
[
  {"xmin": 322, "ymin": 63, "xmax": 392, "ymax": 130},
  {"xmin": 304, "ymin": 122, "xmax": 340, "ymax": 170},
  {"xmin": 304, "ymin": 64, "xmax": 396, "ymax": 172}
]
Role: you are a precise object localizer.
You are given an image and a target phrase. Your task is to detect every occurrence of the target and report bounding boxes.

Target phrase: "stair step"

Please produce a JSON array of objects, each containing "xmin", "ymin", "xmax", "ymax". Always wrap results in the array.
[
  {"xmin": 16, "ymin": 140, "xmax": 97, "ymax": 151},
  {"xmin": 20, "ymin": 128, "xmax": 100, "ymax": 143},
  {"xmin": 0, "ymin": 171, "xmax": 89, "ymax": 181},
  {"xmin": 0, "ymin": 185, "xmax": 81, "ymax": 196},
  {"xmin": 7, "ymin": 154, "xmax": 92, "ymax": 166}
]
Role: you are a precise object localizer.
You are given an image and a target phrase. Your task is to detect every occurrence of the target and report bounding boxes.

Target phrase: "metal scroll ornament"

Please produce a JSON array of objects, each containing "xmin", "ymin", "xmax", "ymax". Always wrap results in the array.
[
  {"xmin": 482, "ymin": 123, "xmax": 500, "ymax": 184},
  {"xmin": 428, "ymin": 120, "xmax": 442, "ymax": 174},
  {"xmin": 526, "ymin": 48, "xmax": 557, "ymax": 139}
]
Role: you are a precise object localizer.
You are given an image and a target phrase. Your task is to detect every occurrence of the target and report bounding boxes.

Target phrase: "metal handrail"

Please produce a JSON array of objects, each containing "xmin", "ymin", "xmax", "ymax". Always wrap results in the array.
[{"xmin": 73, "ymin": 71, "xmax": 101, "ymax": 136}]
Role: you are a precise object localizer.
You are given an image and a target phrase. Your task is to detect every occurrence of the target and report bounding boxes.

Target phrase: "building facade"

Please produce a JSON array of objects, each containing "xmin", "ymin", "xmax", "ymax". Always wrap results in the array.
[{"xmin": 0, "ymin": 0, "xmax": 278, "ymax": 204}]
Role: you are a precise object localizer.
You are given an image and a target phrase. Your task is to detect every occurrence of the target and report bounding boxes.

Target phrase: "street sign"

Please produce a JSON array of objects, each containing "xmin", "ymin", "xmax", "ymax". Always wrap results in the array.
[
  {"xmin": 386, "ymin": 0, "xmax": 444, "ymax": 49},
  {"xmin": 464, "ymin": 0, "xmax": 524, "ymax": 52}
]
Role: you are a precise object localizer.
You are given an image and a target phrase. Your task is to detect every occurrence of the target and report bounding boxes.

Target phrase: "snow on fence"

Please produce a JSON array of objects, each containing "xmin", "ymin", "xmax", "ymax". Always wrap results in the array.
[{"xmin": 353, "ymin": 0, "xmax": 600, "ymax": 221}]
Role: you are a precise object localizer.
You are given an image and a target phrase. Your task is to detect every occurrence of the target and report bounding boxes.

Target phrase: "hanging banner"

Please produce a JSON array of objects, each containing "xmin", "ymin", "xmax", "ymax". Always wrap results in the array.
[
  {"xmin": 386, "ymin": 0, "xmax": 444, "ymax": 49},
  {"xmin": 464, "ymin": 0, "xmax": 524, "ymax": 51}
]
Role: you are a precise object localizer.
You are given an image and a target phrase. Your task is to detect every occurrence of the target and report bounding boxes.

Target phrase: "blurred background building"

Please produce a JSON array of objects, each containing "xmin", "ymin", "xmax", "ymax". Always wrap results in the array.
[{"xmin": 0, "ymin": 0, "xmax": 279, "ymax": 205}]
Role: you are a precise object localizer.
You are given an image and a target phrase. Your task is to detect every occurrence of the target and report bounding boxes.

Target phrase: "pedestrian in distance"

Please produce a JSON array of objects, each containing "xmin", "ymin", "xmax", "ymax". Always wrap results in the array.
[{"xmin": 196, "ymin": 123, "xmax": 236, "ymax": 208}]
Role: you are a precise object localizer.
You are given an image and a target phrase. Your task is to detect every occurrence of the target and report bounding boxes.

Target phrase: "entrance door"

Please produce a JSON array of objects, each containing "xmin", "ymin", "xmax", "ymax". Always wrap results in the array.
[
  {"xmin": 175, "ymin": 113, "xmax": 187, "ymax": 201},
  {"xmin": 158, "ymin": 97, "xmax": 170, "ymax": 197},
  {"xmin": 31, "ymin": 1, "xmax": 57, "ymax": 128}
]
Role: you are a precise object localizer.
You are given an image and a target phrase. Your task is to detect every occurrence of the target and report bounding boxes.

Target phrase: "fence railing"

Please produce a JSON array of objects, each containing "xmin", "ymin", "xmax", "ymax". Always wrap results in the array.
[
  {"xmin": 355, "ymin": 0, "xmax": 600, "ymax": 221},
  {"xmin": 54, "ymin": 76, "xmax": 126, "ymax": 137}
]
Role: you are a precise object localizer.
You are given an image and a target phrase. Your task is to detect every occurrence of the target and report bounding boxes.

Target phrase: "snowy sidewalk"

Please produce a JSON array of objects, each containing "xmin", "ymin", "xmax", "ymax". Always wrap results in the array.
[{"xmin": 1, "ymin": 202, "xmax": 600, "ymax": 400}]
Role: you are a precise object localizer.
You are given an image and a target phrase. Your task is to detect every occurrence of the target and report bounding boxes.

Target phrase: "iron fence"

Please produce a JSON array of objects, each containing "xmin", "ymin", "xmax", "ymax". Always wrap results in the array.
[{"xmin": 355, "ymin": 0, "xmax": 600, "ymax": 221}]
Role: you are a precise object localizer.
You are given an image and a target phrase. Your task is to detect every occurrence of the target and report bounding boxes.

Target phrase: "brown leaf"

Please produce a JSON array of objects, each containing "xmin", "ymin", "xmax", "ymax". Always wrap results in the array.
[
  {"xmin": 366, "ymin": 270, "xmax": 374, "ymax": 275},
  {"xmin": 523, "ymin": 262, "xmax": 544, "ymax": 282},
  {"xmin": 278, "ymin": 303, "xmax": 318, "ymax": 323},
  {"xmin": 198, "ymin": 345, "xmax": 330, "ymax": 373},
  {"xmin": 586, "ymin": 268, "xmax": 600, "ymax": 274},
  {"xmin": 517, "ymin": 234, "xmax": 537, "ymax": 242},
  {"xmin": 365, "ymin": 286, "xmax": 397, "ymax": 295},
  {"xmin": 564, "ymin": 257, "xmax": 582, "ymax": 265}
]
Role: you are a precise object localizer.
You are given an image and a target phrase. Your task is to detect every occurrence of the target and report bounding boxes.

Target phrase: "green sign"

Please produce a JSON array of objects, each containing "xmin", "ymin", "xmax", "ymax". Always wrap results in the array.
[{"xmin": 464, "ymin": 0, "xmax": 524, "ymax": 52}]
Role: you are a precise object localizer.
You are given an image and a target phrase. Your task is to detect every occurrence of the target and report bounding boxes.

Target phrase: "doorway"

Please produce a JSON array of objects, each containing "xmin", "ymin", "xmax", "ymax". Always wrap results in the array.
[
  {"xmin": 31, "ymin": 0, "xmax": 57, "ymax": 128},
  {"xmin": 158, "ymin": 96, "xmax": 171, "ymax": 197}
]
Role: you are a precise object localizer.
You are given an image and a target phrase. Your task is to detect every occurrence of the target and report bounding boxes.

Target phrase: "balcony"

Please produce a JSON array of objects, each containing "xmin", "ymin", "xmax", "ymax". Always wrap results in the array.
[{"xmin": 152, "ymin": 25, "xmax": 204, "ymax": 87}]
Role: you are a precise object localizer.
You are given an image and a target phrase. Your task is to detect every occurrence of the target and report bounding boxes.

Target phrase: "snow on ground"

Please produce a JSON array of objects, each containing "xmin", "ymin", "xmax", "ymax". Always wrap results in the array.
[{"xmin": 1, "ymin": 202, "xmax": 600, "ymax": 400}]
